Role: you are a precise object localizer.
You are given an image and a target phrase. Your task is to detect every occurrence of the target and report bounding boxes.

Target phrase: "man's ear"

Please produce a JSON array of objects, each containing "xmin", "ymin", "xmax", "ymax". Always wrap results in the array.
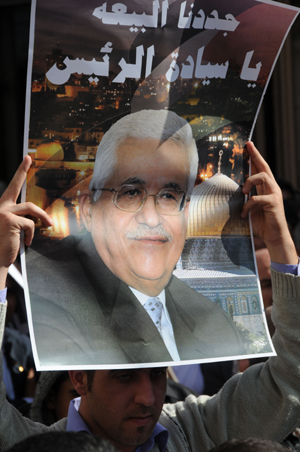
[
  {"xmin": 68, "ymin": 371, "xmax": 88, "ymax": 396},
  {"xmin": 79, "ymin": 190, "xmax": 93, "ymax": 231}
]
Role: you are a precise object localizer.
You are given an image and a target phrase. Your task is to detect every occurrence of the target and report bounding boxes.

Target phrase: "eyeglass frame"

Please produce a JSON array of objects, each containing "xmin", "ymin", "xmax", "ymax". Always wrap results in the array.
[{"xmin": 91, "ymin": 185, "xmax": 190, "ymax": 216}]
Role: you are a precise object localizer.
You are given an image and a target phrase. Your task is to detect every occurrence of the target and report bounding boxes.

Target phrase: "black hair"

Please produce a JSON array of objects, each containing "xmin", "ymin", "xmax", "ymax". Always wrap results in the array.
[
  {"xmin": 7, "ymin": 431, "xmax": 118, "ymax": 452},
  {"xmin": 85, "ymin": 370, "xmax": 96, "ymax": 392}
]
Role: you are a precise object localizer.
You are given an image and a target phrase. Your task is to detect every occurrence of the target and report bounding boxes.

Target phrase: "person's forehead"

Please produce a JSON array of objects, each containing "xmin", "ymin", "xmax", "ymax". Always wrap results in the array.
[
  {"xmin": 110, "ymin": 137, "xmax": 189, "ymax": 186},
  {"xmin": 256, "ymin": 249, "xmax": 271, "ymax": 268},
  {"xmin": 117, "ymin": 137, "xmax": 187, "ymax": 162}
]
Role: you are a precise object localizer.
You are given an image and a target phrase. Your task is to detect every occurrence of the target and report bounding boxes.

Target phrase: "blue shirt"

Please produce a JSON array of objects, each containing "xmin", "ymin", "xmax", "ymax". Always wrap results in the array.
[
  {"xmin": 66, "ymin": 398, "xmax": 92, "ymax": 434},
  {"xmin": 66, "ymin": 398, "xmax": 169, "ymax": 452}
]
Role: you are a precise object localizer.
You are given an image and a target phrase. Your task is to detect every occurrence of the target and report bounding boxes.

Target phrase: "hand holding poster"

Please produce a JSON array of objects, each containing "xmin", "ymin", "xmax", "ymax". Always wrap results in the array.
[{"xmin": 22, "ymin": 0, "xmax": 299, "ymax": 369}]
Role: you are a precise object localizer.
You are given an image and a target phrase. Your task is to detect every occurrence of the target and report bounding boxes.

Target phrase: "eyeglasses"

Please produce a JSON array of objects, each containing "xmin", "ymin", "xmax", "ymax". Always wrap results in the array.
[{"xmin": 92, "ymin": 184, "xmax": 190, "ymax": 216}]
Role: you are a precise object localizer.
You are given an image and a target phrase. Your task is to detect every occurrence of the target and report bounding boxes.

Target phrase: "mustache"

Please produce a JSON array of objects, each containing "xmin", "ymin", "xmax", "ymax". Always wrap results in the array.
[{"xmin": 126, "ymin": 225, "xmax": 173, "ymax": 242}]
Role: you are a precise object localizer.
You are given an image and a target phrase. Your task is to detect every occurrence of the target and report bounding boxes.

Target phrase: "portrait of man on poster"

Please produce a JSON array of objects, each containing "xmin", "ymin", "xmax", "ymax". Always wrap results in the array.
[{"xmin": 26, "ymin": 109, "xmax": 245, "ymax": 367}]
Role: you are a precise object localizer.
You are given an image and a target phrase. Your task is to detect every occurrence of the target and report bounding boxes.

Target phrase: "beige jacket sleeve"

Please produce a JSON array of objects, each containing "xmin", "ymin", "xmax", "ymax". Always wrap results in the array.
[{"xmin": 161, "ymin": 269, "xmax": 300, "ymax": 452}]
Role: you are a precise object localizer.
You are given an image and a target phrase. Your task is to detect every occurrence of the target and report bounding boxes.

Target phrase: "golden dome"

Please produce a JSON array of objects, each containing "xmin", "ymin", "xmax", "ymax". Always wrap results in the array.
[
  {"xmin": 36, "ymin": 141, "xmax": 64, "ymax": 161},
  {"xmin": 187, "ymin": 173, "xmax": 250, "ymax": 237}
]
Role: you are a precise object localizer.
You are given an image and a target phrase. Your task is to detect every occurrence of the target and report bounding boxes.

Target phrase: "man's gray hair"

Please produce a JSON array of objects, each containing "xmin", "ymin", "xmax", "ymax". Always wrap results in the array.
[{"xmin": 89, "ymin": 109, "xmax": 198, "ymax": 200}]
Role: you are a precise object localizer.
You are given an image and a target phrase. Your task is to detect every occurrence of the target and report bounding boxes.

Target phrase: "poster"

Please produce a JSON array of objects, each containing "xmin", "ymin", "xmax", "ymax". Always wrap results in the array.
[{"xmin": 22, "ymin": 0, "xmax": 299, "ymax": 370}]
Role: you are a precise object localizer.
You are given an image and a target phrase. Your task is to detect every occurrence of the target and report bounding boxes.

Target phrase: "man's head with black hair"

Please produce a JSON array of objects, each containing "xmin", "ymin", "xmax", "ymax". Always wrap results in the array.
[{"xmin": 7, "ymin": 431, "xmax": 118, "ymax": 452}]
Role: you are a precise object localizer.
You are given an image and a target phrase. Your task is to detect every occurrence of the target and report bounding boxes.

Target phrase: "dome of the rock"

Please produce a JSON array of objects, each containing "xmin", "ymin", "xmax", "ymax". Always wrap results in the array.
[
  {"xmin": 36, "ymin": 141, "xmax": 64, "ymax": 161},
  {"xmin": 187, "ymin": 172, "xmax": 250, "ymax": 237}
]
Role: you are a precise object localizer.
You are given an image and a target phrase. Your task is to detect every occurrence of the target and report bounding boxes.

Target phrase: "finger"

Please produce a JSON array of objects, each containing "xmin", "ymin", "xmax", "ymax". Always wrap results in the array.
[
  {"xmin": 10, "ymin": 202, "xmax": 53, "ymax": 227},
  {"xmin": 22, "ymin": 220, "xmax": 36, "ymax": 247},
  {"xmin": 10, "ymin": 216, "xmax": 36, "ymax": 247},
  {"xmin": 245, "ymin": 142, "xmax": 275, "ymax": 180},
  {"xmin": 241, "ymin": 194, "xmax": 279, "ymax": 218},
  {"xmin": 242, "ymin": 172, "xmax": 276, "ymax": 196},
  {"xmin": 0, "ymin": 216, "xmax": 36, "ymax": 265},
  {"xmin": 1, "ymin": 156, "xmax": 32, "ymax": 204}
]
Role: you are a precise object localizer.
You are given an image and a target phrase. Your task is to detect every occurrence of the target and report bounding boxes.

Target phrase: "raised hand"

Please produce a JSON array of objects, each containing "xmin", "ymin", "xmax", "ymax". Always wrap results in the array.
[
  {"xmin": 242, "ymin": 142, "xmax": 297, "ymax": 265},
  {"xmin": 0, "ymin": 156, "xmax": 53, "ymax": 288}
]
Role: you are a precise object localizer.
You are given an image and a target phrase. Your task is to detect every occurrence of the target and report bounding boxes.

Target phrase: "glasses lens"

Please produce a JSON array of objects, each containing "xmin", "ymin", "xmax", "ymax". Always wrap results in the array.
[
  {"xmin": 115, "ymin": 185, "xmax": 145, "ymax": 211},
  {"xmin": 156, "ymin": 190, "xmax": 185, "ymax": 215}
]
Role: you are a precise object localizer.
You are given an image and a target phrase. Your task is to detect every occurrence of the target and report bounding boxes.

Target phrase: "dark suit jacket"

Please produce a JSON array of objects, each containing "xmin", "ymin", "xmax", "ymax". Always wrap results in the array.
[{"xmin": 26, "ymin": 233, "xmax": 245, "ymax": 367}]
